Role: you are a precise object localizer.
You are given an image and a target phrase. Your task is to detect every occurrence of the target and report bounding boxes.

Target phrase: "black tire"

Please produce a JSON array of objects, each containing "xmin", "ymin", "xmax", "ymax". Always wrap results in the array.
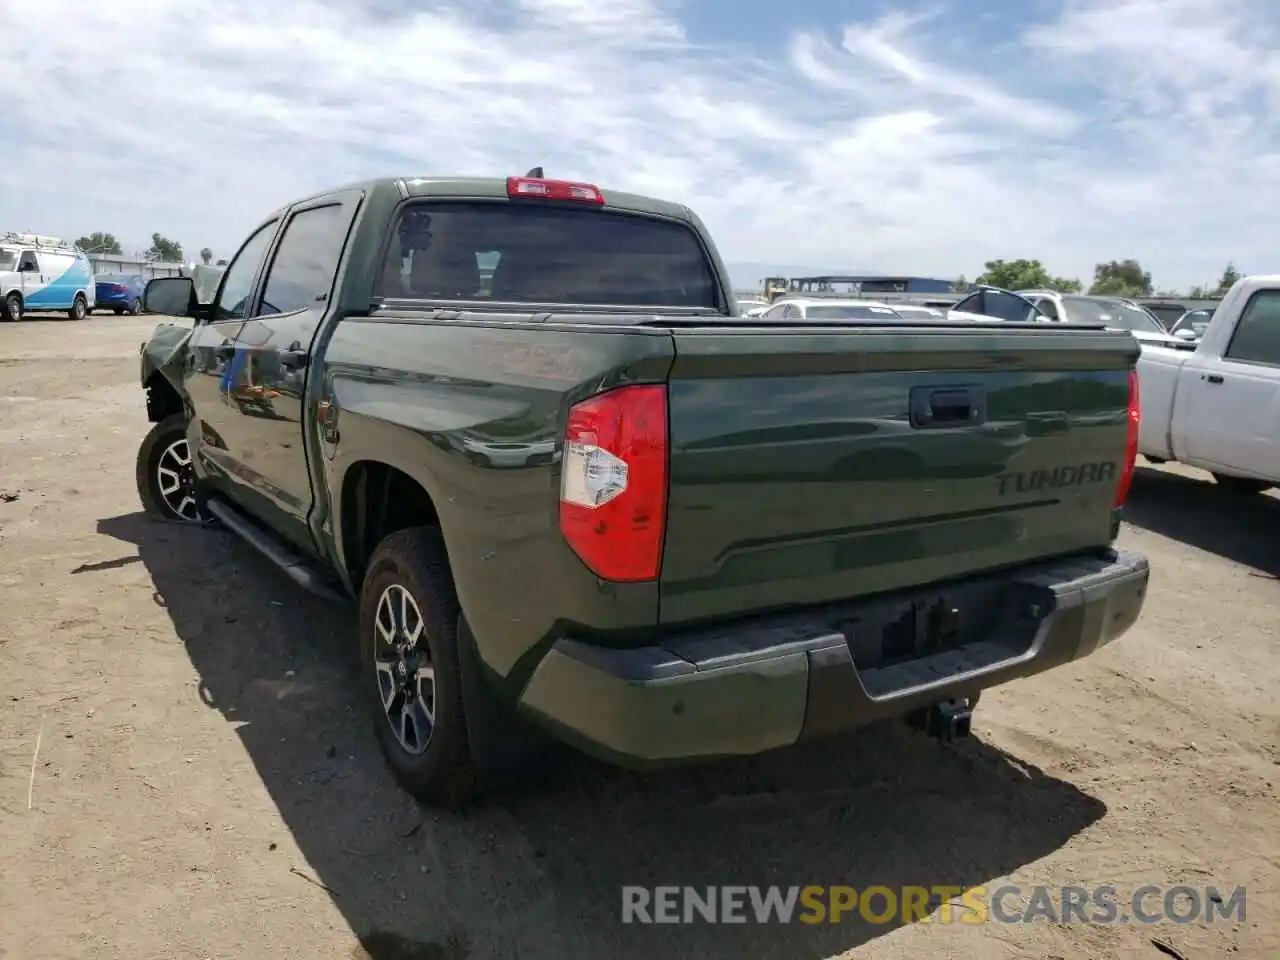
[
  {"xmin": 136, "ymin": 414, "xmax": 205, "ymax": 523},
  {"xmin": 1212, "ymin": 473, "xmax": 1269, "ymax": 496},
  {"xmin": 113, "ymin": 307, "xmax": 124, "ymax": 316},
  {"xmin": 1, "ymin": 292, "xmax": 21, "ymax": 322},
  {"xmin": 359, "ymin": 526, "xmax": 477, "ymax": 806},
  {"xmin": 68, "ymin": 294, "xmax": 87, "ymax": 321}
]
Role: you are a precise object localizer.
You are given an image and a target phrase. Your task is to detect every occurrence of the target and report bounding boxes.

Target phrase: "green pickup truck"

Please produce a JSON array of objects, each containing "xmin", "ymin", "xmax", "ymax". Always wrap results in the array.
[{"xmin": 136, "ymin": 173, "xmax": 1150, "ymax": 805}]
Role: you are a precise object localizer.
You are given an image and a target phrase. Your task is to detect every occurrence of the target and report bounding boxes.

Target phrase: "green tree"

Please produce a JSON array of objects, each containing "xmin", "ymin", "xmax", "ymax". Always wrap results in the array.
[
  {"xmin": 974, "ymin": 259, "xmax": 1081, "ymax": 292},
  {"xmin": 1088, "ymin": 259, "xmax": 1153, "ymax": 298},
  {"xmin": 74, "ymin": 232, "xmax": 122, "ymax": 255},
  {"xmin": 1213, "ymin": 262, "xmax": 1240, "ymax": 296},
  {"xmin": 200, "ymin": 247, "xmax": 213, "ymax": 265},
  {"xmin": 145, "ymin": 233, "xmax": 184, "ymax": 263}
]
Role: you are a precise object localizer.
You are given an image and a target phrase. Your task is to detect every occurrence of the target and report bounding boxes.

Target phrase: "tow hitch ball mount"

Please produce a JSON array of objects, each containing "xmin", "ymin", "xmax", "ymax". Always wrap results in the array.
[{"xmin": 907, "ymin": 697, "xmax": 974, "ymax": 742}]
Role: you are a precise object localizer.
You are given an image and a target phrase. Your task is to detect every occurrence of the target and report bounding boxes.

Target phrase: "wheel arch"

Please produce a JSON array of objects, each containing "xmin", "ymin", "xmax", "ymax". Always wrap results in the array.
[
  {"xmin": 335, "ymin": 458, "xmax": 449, "ymax": 595},
  {"xmin": 143, "ymin": 369, "xmax": 185, "ymax": 423}
]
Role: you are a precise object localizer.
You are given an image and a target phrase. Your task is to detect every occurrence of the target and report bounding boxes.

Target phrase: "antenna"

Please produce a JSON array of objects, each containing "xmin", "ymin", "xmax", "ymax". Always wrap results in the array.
[{"xmin": 525, "ymin": 166, "xmax": 544, "ymax": 178}]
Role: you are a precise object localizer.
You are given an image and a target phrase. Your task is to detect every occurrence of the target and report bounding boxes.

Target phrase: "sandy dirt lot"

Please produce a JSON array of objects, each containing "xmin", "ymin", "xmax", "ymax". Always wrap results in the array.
[{"xmin": 0, "ymin": 314, "xmax": 1276, "ymax": 960}]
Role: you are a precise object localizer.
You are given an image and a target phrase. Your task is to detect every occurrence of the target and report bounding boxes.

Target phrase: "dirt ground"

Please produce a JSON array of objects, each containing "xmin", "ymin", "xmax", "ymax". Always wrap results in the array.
[{"xmin": 0, "ymin": 314, "xmax": 1276, "ymax": 960}]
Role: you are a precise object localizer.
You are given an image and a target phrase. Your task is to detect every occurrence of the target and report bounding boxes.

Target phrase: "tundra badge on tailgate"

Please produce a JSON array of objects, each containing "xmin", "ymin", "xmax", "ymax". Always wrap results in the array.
[{"xmin": 997, "ymin": 462, "xmax": 1117, "ymax": 496}]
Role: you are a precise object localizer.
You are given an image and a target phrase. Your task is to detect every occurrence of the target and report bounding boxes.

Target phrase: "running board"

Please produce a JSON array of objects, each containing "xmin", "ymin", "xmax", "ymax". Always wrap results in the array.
[{"xmin": 204, "ymin": 497, "xmax": 348, "ymax": 604}]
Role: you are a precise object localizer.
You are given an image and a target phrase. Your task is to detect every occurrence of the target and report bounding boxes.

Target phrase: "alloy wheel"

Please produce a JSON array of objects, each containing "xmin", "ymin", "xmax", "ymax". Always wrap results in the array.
[
  {"xmin": 373, "ymin": 583, "xmax": 437, "ymax": 756},
  {"xmin": 156, "ymin": 438, "xmax": 200, "ymax": 521}
]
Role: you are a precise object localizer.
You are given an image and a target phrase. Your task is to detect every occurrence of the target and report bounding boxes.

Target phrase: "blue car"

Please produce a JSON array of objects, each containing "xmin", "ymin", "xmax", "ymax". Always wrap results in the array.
[{"xmin": 93, "ymin": 273, "xmax": 144, "ymax": 315}]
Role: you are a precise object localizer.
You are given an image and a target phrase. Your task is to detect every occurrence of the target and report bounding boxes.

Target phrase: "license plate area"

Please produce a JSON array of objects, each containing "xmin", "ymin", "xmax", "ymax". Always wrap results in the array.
[{"xmin": 837, "ymin": 579, "xmax": 1028, "ymax": 669}]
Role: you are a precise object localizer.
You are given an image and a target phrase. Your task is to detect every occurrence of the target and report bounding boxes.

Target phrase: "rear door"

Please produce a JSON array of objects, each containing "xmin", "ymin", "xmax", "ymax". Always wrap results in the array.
[{"xmin": 214, "ymin": 190, "xmax": 362, "ymax": 554}]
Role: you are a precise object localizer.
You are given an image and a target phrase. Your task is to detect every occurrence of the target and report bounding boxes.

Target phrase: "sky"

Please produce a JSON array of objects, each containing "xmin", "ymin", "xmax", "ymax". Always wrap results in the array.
[{"xmin": 2, "ymin": 0, "xmax": 1277, "ymax": 292}]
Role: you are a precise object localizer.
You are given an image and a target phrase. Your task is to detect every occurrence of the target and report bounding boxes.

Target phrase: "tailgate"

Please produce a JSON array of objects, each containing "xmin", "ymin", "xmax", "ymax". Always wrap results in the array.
[{"xmin": 659, "ymin": 323, "xmax": 1138, "ymax": 625}]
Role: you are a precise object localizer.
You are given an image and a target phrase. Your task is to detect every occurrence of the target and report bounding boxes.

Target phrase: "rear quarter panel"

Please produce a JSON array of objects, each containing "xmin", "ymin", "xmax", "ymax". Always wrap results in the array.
[{"xmin": 320, "ymin": 315, "xmax": 677, "ymax": 680}]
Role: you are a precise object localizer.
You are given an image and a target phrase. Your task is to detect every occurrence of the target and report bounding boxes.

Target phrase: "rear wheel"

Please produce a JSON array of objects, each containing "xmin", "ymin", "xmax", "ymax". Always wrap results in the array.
[
  {"xmin": 68, "ymin": 294, "xmax": 87, "ymax": 321},
  {"xmin": 1212, "ymin": 473, "xmax": 1270, "ymax": 496},
  {"xmin": 360, "ymin": 527, "xmax": 477, "ymax": 807},
  {"xmin": 113, "ymin": 307, "xmax": 124, "ymax": 316},
  {"xmin": 136, "ymin": 414, "xmax": 205, "ymax": 523}
]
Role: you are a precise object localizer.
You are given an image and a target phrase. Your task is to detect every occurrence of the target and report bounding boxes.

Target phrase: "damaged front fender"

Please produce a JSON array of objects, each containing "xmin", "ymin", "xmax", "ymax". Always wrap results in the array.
[{"xmin": 140, "ymin": 321, "xmax": 194, "ymax": 422}]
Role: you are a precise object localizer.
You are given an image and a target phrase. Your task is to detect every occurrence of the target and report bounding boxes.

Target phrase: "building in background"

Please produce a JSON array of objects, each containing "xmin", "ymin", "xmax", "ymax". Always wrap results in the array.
[{"xmin": 85, "ymin": 253, "xmax": 186, "ymax": 280}]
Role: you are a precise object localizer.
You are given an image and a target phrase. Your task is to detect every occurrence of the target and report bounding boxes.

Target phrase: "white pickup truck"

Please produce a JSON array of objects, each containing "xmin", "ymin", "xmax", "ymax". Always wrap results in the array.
[{"xmin": 1138, "ymin": 275, "xmax": 1280, "ymax": 494}]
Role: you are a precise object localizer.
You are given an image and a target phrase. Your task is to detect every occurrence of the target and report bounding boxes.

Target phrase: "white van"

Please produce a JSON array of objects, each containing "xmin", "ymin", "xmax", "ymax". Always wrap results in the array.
[{"xmin": 0, "ymin": 233, "xmax": 97, "ymax": 321}]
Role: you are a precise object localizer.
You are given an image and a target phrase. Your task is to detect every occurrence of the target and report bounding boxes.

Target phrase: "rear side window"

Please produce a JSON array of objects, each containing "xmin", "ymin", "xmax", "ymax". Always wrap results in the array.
[
  {"xmin": 258, "ymin": 203, "xmax": 352, "ymax": 316},
  {"xmin": 1225, "ymin": 290, "xmax": 1280, "ymax": 367},
  {"xmin": 377, "ymin": 202, "xmax": 719, "ymax": 308}
]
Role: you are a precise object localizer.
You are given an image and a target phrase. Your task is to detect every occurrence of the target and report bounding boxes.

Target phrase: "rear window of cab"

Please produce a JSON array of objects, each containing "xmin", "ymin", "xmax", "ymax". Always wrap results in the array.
[{"xmin": 376, "ymin": 202, "xmax": 720, "ymax": 309}]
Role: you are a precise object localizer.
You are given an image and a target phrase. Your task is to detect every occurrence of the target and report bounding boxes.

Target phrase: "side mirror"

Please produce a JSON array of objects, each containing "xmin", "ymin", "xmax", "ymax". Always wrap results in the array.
[
  {"xmin": 143, "ymin": 276, "xmax": 196, "ymax": 318},
  {"xmin": 1174, "ymin": 328, "xmax": 1198, "ymax": 341}
]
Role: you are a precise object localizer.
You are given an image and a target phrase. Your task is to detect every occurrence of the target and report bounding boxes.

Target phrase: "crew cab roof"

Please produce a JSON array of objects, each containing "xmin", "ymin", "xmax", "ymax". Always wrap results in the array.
[
  {"xmin": 400, "ymin": 176, "xmax": 692, "ymax": 220},
  {"xmin": 272, "ymin": 176, "xmax": 694, "ymax": 224}
]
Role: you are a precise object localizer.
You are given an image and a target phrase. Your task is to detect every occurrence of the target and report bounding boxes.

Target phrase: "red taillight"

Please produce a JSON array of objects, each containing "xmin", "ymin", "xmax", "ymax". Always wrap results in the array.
[
  {"xmin": 1115, "ymin": 368, "xmax": 1140, "ymax": 507},
  {"xmin": 110, "ymin": 283, "xmax": 127, "ymax": 293},
  {"xmin": 559, "ymin": 384, "xmax": 668, "ymax": 581},
  {"xmin": 506, "ymin": 176, "xmax": 604, "ymax": 205}
]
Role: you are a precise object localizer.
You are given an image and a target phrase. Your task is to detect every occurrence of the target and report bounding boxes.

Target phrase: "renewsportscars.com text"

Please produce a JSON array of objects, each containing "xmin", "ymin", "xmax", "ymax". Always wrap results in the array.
[{"xmin": 621, "ymin": 884, "xmax": 1246, "ymax": 926}]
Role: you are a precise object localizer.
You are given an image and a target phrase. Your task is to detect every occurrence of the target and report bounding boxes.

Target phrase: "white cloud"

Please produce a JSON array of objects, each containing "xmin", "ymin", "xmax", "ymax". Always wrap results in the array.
[{"xmin": 0, "ymin": 0, "xmax": 1275, "ymax": 290}]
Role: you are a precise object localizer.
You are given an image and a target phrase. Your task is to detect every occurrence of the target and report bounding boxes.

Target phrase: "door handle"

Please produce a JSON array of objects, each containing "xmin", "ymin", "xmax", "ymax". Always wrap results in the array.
[
  {"xmin": 910, "ymin": 385, "xmax": 987, "ymax": 428},
  {"xmin": 1204, "ymin": 373, "xmax": 1224, "ymax": 384}
]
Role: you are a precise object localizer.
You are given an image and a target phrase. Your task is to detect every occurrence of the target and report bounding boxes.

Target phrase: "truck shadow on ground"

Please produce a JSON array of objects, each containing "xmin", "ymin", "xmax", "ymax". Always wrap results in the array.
[
  {"xmin": 99, "ymin": 511, "xmax": 1106, "ymax": 960},
  {"xmin": 1125, "ymin": 464, "xmax": 1280, "ymax": 577}
]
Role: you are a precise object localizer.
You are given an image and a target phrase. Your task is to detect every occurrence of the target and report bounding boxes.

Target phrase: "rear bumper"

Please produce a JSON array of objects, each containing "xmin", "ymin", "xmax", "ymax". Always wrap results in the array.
[{"xmin": 516, "ymin": 549, "xmax": 1149, "ymax": 766}]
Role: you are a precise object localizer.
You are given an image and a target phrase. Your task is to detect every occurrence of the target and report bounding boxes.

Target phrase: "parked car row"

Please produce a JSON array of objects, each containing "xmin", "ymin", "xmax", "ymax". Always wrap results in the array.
[
  {"xmin": 738, "ymin": 296, "xmax": 947, "ymax": 321},
  {"xmin": 0, "ymin": 231, "xmax": 156, "ymax": 320},
  {"xmin": 946, "ymin": 287, "xmax": 1185, "ymax": 347},
  {"xmin": 749, "ymin": 285, "xmax": 1185, "ymax": 345}
]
